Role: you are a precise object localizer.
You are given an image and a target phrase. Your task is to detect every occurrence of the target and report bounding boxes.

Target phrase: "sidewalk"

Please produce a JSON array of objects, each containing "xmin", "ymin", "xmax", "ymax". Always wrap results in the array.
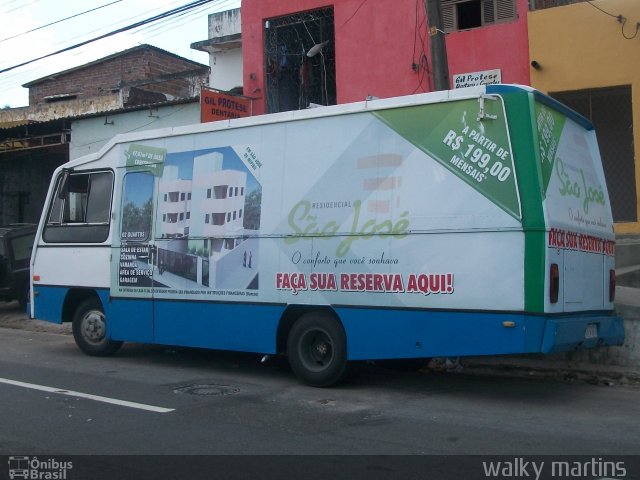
[
  {"xmin": 459, "ymin": 352, "xmax": 640, "ymax": 387},
  {"xmin": 0, "ymin": 301, "xmax": 70, "ymax": 334},
  {"xmin": 460, "ymin": 282, "xmax": 640, "ymax": 387}
]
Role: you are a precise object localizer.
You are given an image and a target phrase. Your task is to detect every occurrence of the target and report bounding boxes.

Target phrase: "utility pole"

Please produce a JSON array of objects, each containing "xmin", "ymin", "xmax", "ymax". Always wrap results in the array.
[{"xmin": 424, "ymin": 0, "xmax": 450, "ymax": 91}]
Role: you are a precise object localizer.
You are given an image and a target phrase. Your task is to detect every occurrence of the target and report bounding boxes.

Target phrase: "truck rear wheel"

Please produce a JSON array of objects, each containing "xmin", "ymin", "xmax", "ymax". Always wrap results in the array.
[
  {"xmin": 287, "ymin": 312, "xmax": 348, "ymax": 387},
  {"xmin": 72, "ymin": 298, "xmax": 122, "ymax": 356}
]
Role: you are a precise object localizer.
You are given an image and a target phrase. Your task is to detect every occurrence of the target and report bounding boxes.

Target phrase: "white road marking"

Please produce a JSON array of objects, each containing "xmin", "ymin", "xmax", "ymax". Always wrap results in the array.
[{"xmin": 0, "ymin": 377, "xmax": 174, "ymax": 413}]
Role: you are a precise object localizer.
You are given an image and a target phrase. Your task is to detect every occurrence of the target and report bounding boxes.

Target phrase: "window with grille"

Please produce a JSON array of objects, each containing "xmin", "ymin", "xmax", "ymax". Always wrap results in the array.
[
  {"xmin": 264, "ymin": 7, "xmax": 336, "ymax": 113},
  {"xmin": 552, "ymin": 86, "xmax": 637, "ymax": 222},
  {"xmin": 441, "ymin": 0, "xmax": 517, "ymax": 32}
]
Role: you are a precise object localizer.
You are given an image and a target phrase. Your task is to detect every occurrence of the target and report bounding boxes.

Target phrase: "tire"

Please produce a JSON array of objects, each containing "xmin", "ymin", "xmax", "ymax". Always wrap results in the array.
[
  {"xmin": 72, "ymin": 298, "xmax": 122, "ymax": 356},
  {"xmin": 287, "ymin": 312, "xmax": 349, "ymax": 387}
]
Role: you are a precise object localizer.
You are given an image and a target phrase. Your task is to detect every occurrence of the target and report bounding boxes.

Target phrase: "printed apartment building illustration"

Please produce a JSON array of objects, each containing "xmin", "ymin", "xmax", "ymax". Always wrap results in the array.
[{"xmin": 157, "ymin": 151, "xmax": 257, "ymax": 290}]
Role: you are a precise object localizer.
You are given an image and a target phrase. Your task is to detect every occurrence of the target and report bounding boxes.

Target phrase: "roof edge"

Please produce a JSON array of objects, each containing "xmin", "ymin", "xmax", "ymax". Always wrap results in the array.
[{"xmin": 23, "ymin": 44, "xmax": 209, "ymax": 88}]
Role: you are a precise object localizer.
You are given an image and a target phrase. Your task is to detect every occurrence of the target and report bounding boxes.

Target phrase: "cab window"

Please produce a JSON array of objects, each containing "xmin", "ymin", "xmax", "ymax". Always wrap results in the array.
[{"xmin": 44, "ymin": 171, "xmax": 113, "ymax": 243}]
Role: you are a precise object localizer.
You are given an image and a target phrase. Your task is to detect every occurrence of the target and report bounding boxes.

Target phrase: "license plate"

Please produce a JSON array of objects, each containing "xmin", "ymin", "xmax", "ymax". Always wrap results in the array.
[{"xmin": 585, "ymin": 323, "xmax": 598, "ymax": 339}]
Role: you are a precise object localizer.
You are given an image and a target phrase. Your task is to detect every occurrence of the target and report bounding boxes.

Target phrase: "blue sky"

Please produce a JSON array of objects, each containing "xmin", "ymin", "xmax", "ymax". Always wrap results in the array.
[
  {"xmin": 123, "ymin": 170, "xmax": 154, "ymax": 207},
  {"xmin": 122, "ymin": 146, "xmax": 259, "ymax": 208},
  {"xmin": 0, "ymin": 0, "xmax": 239, "ymax": 108},
  {"xmin": 165, "ymin": 146, "xmax": 260, "ymax": 193}
]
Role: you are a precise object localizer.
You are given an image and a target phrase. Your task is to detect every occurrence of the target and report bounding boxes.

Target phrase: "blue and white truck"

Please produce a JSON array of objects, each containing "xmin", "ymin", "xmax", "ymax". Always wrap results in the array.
[{"xmin": 30, "ymin": 85, "xmax": 624, "ymax": 386}]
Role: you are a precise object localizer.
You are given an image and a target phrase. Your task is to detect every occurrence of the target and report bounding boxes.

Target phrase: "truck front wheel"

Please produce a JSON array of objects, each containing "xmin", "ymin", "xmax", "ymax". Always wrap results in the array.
[
  {"xmin": 72, "ymin": 298, "xmax": 122, "ymax": 356},
  {"xmin": 287, "ymin": 312, "xmax": 349, "ymax": 387}
]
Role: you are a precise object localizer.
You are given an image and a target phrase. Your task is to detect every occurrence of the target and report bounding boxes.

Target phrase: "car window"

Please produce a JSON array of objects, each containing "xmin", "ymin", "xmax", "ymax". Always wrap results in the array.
[
  {"xmin": 44, "ymin": 170, "xmax": 113, "ymax": 243},
  {"xmin": 48, "ymin": 171, "xmax": 113, "ymax": 225},
  {"xmin": 10, "ymin": 233, "xmax": 35, "ymax": 262}
]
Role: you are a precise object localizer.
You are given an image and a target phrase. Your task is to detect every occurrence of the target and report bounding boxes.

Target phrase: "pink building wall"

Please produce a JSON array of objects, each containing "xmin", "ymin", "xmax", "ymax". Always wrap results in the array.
[
  {"xmin": 242, "ymin": 0, "xmax": 530, "ymax": 115},
  {"xmin": 446, "ymin": 0, "xmax": 531, "ymax": 89}
]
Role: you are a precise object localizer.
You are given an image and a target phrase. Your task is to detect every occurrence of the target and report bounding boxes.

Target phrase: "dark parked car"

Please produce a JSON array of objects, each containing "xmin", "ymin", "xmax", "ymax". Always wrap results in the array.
[{"xmin": 0, "ymin": 224, "xmax": 36, "ymax": 307}]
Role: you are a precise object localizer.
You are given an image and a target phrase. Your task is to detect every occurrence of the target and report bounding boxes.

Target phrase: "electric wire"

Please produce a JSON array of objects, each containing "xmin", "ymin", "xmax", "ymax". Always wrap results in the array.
[
  {"xmin": 0, "ymin": 0, "xmax": 232, "ymax": 105},
  {"xmin": 0, "ymin": 0, "xmax": 209, "ymax": 69},
  {"xmin": 0, "ymin": 0, "xmax": 233, "ymax": 106},
  {"xmin": 0, "ymin": 0, "xmax": 124, "ymax": 43},
  {"xmin": 586, "ymin": 0, "xmax": 619, "ymax": 19},
  {"xmin": 412, "ymin": 1, "xmax": 430, "ymax": 94},
  {"xmin": 0, "ymin": 0, "xmax": 218, "ymax": 92},
  {"xmin": 620, "ymin": 19, "xmax": 639, "ymax": 40},
  {"xmin": 0, "ymin": 0, "xmax": 226, "ymax": 82},
  {"xmin": 51, "ymin": 0, "xmax": 188, "ymax": 48},
  {"xmin": 3, "ymin": 0, "xmax": 40, "ymax": 14},
  {"xmin": 73, "ymin": 103, "xmax": 191, "ymax": 150},
  {"xmin": 586, "ymin": 0, "xmax": 639, "ymax": 40},
  {"xmin": 339, "ymin": 0, "xmax": 368, "ymax": 29},
  {"xmin": 0, "ymin": 0, "xmax": 27, "ymax": 7},
  {"xmin": 412, "ymin": 0, "xmax": 419, "ymax": 62},
  {"xmin": 137, "ymin": 1, "xmax": 222, "ymax": 39},
  {"xmin": 0, "ymin": 0, "xmax": 219, "ymax": 75},
  {"xmin": 412, "ymin": 0, "xmax": 424, "ymax": 93}
]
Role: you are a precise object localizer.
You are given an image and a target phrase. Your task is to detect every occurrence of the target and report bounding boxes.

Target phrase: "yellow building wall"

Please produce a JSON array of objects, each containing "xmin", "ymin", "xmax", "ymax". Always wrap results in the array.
[{"xmin": 528, "ymin": 0, "xmax": 640, "ymax": 235}]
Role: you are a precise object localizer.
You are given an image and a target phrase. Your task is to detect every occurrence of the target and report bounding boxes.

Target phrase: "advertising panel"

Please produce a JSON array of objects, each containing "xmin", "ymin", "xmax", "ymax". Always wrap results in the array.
[
  {"xmin": 112, "ymin": 96, "xmax": 526, "ymax": 311},
  {"xmin": 201, "ymin": 88, "xmax": 251, "ymax": 123},
  {"xmin": 537, "ymin": 101, "xmax": 614, "ymax": 240}
]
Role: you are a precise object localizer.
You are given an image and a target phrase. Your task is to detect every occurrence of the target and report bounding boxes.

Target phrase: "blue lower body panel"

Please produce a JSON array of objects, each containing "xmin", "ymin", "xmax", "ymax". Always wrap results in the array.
[
  {"xmin": 32, "ymin": 285, "xmax": 624, "ymax": 360},
  {"xmin": 151, "ymin": 299, "xmax": 283, "ymax": 354},
  {"xmin": 111, "ymin": 298, "xmax": 283, "ymax": 353},
  {"xmin": 338, "ymin": 309, "xmax": 624, "ymax": 360},
  {"xmin": 339, "ymin": 309, "xmax": 547, "ymax": 360},
  {"xmin": 32, "ymin": 285, "xmax": 69, "ymax": 324}
]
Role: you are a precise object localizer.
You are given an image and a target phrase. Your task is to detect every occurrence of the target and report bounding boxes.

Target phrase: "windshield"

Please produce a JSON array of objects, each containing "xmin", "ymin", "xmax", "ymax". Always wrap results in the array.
[{"xmin": 11, "ymin": 233, "xmax": 35, "ymax": 262}]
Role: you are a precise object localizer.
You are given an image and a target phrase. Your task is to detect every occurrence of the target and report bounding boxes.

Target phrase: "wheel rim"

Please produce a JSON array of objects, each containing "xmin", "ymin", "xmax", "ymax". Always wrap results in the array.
[
  {"xmin": 80, "ymin": 309, "xmax": 106, "ymax": 345},
  {"xmin": 298, "ymin": 327, "xmax": 334, "ymax": 372}
]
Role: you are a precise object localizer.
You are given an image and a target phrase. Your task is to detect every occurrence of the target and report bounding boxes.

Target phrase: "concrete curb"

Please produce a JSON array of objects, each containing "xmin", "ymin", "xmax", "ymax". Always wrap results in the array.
[{"xmin": 458, "ymin": 357, "xmax": 640, "ymax": 387}]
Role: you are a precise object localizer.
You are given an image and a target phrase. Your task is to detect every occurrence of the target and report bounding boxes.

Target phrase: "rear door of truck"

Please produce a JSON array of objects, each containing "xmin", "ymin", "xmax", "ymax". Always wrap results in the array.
[{"xmin": 534, "ymin": 94, "xmax": 616, "ymax": 314}]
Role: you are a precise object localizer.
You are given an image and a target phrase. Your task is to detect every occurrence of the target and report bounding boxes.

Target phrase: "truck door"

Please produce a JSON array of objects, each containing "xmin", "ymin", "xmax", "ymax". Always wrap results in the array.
[
  {"xmin": 535, "ymin": 98, "xmax": 615, "ymax": 313},
  {"xmin": 110, "ymin": 170, "xmax": 157, "ymax": 342}
]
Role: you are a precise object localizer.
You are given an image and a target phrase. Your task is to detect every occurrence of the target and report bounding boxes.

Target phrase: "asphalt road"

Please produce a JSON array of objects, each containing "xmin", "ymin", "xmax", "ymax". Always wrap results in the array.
[{"xmin": 1, "ymin": 319, "xmax": 639, "ymax": 459}]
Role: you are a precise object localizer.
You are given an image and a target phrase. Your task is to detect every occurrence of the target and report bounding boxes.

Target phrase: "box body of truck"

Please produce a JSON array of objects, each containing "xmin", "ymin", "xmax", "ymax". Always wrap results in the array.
[{"xmin": 30, "ymin": 85, "xmax": 624, "ymax": 385}]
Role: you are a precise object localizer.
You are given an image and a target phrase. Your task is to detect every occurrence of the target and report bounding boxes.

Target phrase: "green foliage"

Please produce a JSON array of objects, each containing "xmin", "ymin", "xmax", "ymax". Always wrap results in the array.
[
  {"xmin": 121, "ymin": 199, "xmax": 152, "ymax": 235},
  {"xmin": 243, "ymin": 188, "xmax": 262, "ymax": 231}
]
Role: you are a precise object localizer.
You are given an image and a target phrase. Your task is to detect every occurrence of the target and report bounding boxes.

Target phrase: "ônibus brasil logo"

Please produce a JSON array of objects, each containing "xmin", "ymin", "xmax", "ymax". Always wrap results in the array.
[{"xmin": 8, "ymin": 456, "xmax": 72, "ymax": 480}]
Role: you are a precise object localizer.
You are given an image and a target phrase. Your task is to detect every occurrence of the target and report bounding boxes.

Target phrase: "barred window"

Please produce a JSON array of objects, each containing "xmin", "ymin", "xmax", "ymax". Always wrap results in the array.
[{"xmin": 264, "ymin": 7, "xmax": 336, "ymax": 113}]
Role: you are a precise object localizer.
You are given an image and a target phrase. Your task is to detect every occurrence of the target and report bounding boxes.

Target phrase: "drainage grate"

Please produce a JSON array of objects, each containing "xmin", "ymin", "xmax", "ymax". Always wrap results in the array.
[{"xmin": 173, "ymin": 384, "xmax": 240, "ymax": 396}]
